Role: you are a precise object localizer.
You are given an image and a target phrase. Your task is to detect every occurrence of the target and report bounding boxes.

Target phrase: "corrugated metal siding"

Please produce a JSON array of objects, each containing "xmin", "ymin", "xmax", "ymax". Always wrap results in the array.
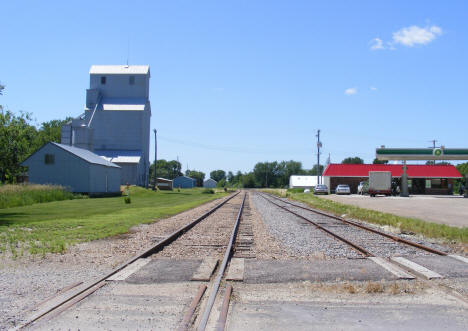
[
  {"xmin": 173, "ymin": 176, "xmax": 195, "ymax": 188},
  {"xmin": 23, "ymin": 143, "xmax": 121, "ymax": 193},
  {"xmin": 203, "ymin": 179, "xmax": 217, "ymax": 188}
]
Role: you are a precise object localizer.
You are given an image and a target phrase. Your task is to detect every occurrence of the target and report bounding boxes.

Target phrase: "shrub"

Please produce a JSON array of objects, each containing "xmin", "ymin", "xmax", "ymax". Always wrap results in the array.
[
  {"xmin": 202, "ymin": 188, "xmax": 215, "ymax": 194},
  {"xmin": 124, "ymin": 196, "xmax": 131, "ymax": 204}
]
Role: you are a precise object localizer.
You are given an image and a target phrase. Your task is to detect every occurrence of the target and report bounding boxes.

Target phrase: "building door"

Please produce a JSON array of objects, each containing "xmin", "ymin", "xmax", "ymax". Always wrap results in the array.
[{"xmin": 411, "ymin": 178, "xmax": 426, "ymax": 194}]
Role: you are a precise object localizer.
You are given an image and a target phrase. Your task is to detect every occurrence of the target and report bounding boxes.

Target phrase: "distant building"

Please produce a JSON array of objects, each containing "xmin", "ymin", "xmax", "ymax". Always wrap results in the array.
[
  {"xmin": 203, "ymin": 178, "xmax": 217, "ymax": 188},
  {"xmin": 61, "ymin": 65, "xmax": 151, "ymax": 187},
  {"xmin": 156, "ymin": 178, "xmax": 173, "ymax": 190},
  {"xmin": 173, "ymin": 176, "xmax": 196, "ymax": 188},
  {"xmin": 322, "ymin": 164, "xmax": 462, "ymax": 194},
  {"xmin": 289, "ymin": 175, "xmax": 320, "ymax": 189},
  {"xmin": 21, "ymin": 142, "xmax": 121, "ymax": 194}
]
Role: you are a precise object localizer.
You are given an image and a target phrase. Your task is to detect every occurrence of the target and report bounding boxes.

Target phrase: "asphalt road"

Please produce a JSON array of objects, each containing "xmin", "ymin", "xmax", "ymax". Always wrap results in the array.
[{"xmin": 321, "ymin": 194, "xmax": 468, "ymax": 228}]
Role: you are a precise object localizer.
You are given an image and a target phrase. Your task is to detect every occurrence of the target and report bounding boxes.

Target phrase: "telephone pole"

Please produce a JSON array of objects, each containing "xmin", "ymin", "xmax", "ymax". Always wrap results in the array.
[
  {"xmin": 153, "ymin": 129, "xmax": 157, "ymax": 190},
  {"xmin": 316, "ymin": 130, "xmax": 322, "ymax": 185}
]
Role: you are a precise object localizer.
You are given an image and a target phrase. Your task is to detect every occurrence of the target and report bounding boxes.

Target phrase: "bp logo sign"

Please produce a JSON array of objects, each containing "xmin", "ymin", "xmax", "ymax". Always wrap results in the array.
[{"xmin": 433, "ymin": 148, "xmax": 443, "ymax": 156}]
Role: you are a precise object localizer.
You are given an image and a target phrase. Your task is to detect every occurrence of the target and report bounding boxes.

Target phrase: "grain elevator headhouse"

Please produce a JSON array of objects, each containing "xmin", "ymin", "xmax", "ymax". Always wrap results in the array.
[{"xmin": 61, "ymin": 65, "xmax": 151, "ymax": 186}]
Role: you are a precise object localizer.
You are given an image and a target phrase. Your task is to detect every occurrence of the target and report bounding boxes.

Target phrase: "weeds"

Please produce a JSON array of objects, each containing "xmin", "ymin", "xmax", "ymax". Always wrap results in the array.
[{"xmin": 0, "ymin": 184, "xmax": 83, "ymax": 209}]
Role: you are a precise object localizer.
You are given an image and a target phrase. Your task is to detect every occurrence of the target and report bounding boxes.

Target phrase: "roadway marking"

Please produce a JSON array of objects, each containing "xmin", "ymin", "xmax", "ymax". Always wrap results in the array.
[
  {"xmin": 448, "ymin": 254, "xmax": 468, "ymax": 265},
  {"xmin": 390, "ymin": 257, "xmax": 443, "ymax": 279},
  {"xmin": 226, "ymin": 258, "xmax": 245, "ymax": 281},
  {"xmin": 191, "ymin": 258, "xmax": 219, "ymax": 281},
  {"xmin": 368, "ymin": 257, "xmax": 415, "ymax": 279},
  {"xmin": 107, "ymin": 258, "xmax": 151, "ymax": 281}
]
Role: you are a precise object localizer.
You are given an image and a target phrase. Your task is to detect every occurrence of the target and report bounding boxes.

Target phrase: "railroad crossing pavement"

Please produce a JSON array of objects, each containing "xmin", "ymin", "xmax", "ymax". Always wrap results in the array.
[
  {"xmin": 227, "ymin": 283, "xmax": 468, "ymax": 331},
  {"xmin": 27, "ymin": 256, "xmax": 468, "ymax": 330},
  {"xmin": 321, "ymin": 194, "xmax": 468, "ymax": 228}
]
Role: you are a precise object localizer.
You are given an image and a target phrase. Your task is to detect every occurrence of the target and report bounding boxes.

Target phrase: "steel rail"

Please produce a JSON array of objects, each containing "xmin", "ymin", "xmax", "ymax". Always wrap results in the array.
[
  {"xmin": 258, "ymin": 193, "xmax": 372, "ymax": 257},
  {"xmin": 264, "ymin": 192, "xmax": 447, "ymax": 256},
  {"xmin": 17, "ymin": 191, "xmax": 240, "ymax": 330},
  {"xmin": 197, "ymin": 192, "xmax": 247, "ymax": 331}
]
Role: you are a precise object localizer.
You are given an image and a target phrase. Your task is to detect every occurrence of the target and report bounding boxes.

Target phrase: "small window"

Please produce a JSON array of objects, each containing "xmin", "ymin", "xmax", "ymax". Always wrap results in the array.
[
  {"xmin": 101, "ymin": 76, "xmax": 106, "ymax": 84},
  {"xmin": 129, "ymin": 76, "xmax": 135, "ymax": 85},
  {"xmin": 44, "ymin": 154, "xmax": 55, "ymax": 165}
]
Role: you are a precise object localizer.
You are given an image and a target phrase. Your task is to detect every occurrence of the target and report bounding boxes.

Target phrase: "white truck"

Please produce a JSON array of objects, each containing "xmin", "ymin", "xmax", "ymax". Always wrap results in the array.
[{"xmin": 368, "ymin": 171, "xmax": 392, "ymax": 197}]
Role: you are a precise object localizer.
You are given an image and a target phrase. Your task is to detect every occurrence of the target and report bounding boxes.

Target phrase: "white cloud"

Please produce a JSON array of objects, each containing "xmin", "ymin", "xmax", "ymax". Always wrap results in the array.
[
  {"xmin": 370, "ymin": 38, "xmax": 384, "ymax": 50},
  {"xmin": 344, "ymin": 87, "xmax": 357, "ymax": 95},
  {"xmin": 370, "ymin": 86, "xmax": 377, "ymax": 91},
  {"xmin": 392, "ymin": 25, "xmax": 442, "ymax": 47}
]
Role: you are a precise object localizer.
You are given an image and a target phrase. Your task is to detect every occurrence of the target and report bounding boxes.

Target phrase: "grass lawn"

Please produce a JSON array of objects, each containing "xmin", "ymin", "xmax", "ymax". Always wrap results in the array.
[
  {"xmin": 0, "ymin": 187, "xmax": 228, "ymax": 257},
  {"xmin": 263, "ymin": 189, "xmax": 468, "ymax": 244}
]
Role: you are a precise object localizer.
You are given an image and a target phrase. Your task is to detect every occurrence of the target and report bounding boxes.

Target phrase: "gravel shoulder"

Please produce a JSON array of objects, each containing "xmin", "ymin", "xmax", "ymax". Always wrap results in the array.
[{"xmin": 0, "ymin": 194, "xmax": 232, "ymax": 330}]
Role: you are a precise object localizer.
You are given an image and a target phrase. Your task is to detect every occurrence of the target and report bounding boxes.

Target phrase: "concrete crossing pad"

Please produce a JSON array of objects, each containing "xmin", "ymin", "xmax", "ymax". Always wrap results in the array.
[
  {"xmin": 244, "ymin": 259, "xmax": 397, "ymax": 283},
  {"xmin": 226, "ymin": 258, "xmax": 245, "ymax": 281},
  {"xmin": 107, "ymin": 258, "xmax": 151, "ymax": 281},
  {"xmin": 368, "ymin": 257, "xmax": 415, "ymax": 279},
  {"xmin": 390, "ymin": 257, "xmax": 443, "ymax": 279},
  {"xmin": 191, "ymin": 258, "xmax": 218, "ymax": 281}
]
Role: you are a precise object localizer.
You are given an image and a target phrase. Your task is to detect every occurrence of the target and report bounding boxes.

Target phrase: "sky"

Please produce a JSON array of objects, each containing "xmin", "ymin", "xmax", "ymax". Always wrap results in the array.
[{"xmin": 2, "ymin": 1, "xmax": 467, "ymax": 175}]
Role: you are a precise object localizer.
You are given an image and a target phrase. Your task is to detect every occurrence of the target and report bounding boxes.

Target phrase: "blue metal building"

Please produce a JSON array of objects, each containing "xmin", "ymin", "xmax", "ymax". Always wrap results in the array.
[
  {"xmin": 21, "ymin": 142, "xmax": 121, "ymax": 194},
  {"xmin": 173, "ymin": 176, "xmax": 196, "ymax": 188},
  {"xmin": 61, "ymin": 65, "xmax": 151, "ymax": 187}
]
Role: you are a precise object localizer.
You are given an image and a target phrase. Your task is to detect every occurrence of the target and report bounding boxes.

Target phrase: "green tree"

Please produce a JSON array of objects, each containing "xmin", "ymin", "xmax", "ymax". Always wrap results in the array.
[
  {"xmin": 186, "ymin": 170, "xmax": 205, "ymax": 187},
  {"xmin": 308, "ymin": 164, "xmax": 324, "ymax": 176},
  {"xmin": 0, "ymin": 110, "xmax": 37, "ymax": 182},
  {"xmin": 149, "ymin": 159, "xmax": 183, "ymax": 181},
  {"xmin": 210, "ymin": 170, "xmax": 226, "ymax": 182},
  {"xmin": 373, "ymin": 158, "xmax": 388, "ymax": 164},
  {"xmin": 227, "ymin": 171, "xmax": 234, "ymax": 182},
  {"xmin": 35, "ymin": 118, "xmax": 72, "ymax": 148},
  {"xmin": 342, "ymin": 157, "xmax": 364, "ymax": 164}
]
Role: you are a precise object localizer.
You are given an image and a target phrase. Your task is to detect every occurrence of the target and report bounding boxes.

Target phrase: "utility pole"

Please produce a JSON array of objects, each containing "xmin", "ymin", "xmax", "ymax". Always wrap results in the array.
[
  {"xmin": 153, "ymin": 129, "xmax": 157, "ymax": 190},
  {"xmin": 316, "ymin": 130, "xmax": 322, "ymax": 185},
  {"xmin": 429, "ymin": 140, "xmax": 438, "ymax": 165}
]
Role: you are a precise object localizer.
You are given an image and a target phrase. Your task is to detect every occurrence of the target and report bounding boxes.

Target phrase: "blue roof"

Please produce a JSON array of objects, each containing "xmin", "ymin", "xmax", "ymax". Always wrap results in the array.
[{"xmin": 51, "ymin": 143, "xmax": 120, "ymax": 168}]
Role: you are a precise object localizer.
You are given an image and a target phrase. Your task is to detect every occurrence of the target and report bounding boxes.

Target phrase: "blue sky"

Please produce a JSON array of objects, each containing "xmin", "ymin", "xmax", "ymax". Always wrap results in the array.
[{"xmin": 2, "ymin": 1, "xmax": 467, "ymax": 174}]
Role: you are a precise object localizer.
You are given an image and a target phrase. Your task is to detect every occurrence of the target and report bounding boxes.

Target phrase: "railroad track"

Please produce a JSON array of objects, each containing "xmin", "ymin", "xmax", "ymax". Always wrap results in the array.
[
  {"xmin": 17, "ymin": 191, "xmax": 247, "ymax": 330},
  {"xmin": 258, "ymin": 192, "xmax": 447, "ymax": 258}
]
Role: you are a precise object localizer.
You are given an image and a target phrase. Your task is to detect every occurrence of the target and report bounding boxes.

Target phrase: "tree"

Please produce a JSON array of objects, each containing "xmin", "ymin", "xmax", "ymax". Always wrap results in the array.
[
  {"xmin": 149, "ymin": 159, "xmax": 183, "ymax": 180},
  {"xmin": 35, "ymin": 118, "xmax": 72, "ymax": 147},
  {"xmin": 373, "ymin": 158, "xmax": 388, "ymax": 164},
  {"xmin": 342, "ymin": 157, "xmax": 364, "ymax": 164},
  {"xmin": 426, "ymin": 161, "xmax": 451, "ymax": 166},
  {"xmin": 308, "ymin": 164, "xmax": 324, "ymax": 176},
  {"xmin": 186, "ymin": 170, "xmax": 205, "ymax": 187},
  {"xmin": 210, "ymin": 170, "xmax": 226, "ymax": 182},
  {"xmin": 227, "ymin": 171, "xmax": 234, "ymax": 182},
  {"xmin": 0, "ymin": 110, "xmax": 37, "ymax": 182}
]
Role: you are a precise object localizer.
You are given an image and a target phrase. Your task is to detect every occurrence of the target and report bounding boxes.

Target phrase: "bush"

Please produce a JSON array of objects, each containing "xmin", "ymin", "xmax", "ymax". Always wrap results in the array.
[
  {"xmin": 124, "ymin": 196, "xmax": 131, "ymax": 204},
  {"xmin": 287, "ymin": 188, "xmax": 305, "ymax": 193},
  {"xmin": 202, "ymin": 188, "xmax": 215, "ymax": 194},
  {"xmin": 0, "ymin": 184, "xmax": 81, "ymax": 209}
]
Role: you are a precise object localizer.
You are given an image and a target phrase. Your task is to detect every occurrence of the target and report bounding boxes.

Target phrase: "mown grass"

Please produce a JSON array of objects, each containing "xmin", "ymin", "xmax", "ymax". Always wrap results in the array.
[
  {"xmin": 0, "ymin": 187, "xmax": 228, "ymax": 257},
  {"xmin": 0, "ymin": 184, "xmax": 84, "ymax": 209},
  {"xmin": 263, "ymin": 189, "xmax": 468, "ymax": 244}
]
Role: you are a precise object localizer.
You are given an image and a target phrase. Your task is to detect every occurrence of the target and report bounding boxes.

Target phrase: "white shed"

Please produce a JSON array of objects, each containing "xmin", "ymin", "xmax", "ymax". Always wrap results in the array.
[
  {"xmin": 203, "ymin": 178, "xmax": 217, "ymax": 188},
  {"xmin": 22, "ymin": 142, "xmax": 121, "ymax": 194},
  {"xmin": 289, "ymin": 175, "xmax": 322, "ymax": 189}
]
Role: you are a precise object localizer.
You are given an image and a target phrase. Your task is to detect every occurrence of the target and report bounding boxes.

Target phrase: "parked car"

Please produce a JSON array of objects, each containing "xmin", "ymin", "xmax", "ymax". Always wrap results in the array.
[
  {"xmin": 357, "ymin": 181, "xmax": 369, "ymax": 195},
  {"xmin": 335, "ymin": 184, "xmax": 351, "ymax": 195},
  {"xmin": 314, "ymin": 185, "xmax": 329, "ymax": 195}
]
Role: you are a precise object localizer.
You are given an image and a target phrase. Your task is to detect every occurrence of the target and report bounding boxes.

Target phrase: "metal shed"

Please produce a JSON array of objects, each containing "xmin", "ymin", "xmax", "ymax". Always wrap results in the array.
[
  {"xmin": 173, "ymin": 176, "xmax": 196, "ymax": 188},
  {"xmin": 203, "ymin": 178, "xmax": 217, "ymax": 188},
  {"xmin": 21, "ymin": 142, "xmax": 121, "ymax": 194}
]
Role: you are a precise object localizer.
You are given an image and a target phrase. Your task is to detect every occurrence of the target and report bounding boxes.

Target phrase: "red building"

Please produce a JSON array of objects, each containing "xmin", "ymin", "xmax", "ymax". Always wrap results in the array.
[{"xmin": 322, "ymin": 164, "xmax": 462, "ymax": 194}]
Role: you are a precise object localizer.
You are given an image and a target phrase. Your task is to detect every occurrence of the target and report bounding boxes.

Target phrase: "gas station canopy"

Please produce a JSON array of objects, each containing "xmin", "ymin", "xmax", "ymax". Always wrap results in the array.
[{"xmin": 376, "ymin": 148, "xmax": 468, "ymax": 161}]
